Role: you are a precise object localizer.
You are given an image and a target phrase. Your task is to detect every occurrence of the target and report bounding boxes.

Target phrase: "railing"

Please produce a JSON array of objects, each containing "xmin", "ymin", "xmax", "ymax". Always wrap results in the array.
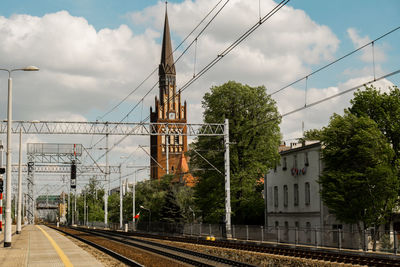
[{"xmin": 77, "ymin": 221, "xmax": 400, "ymax": 255}]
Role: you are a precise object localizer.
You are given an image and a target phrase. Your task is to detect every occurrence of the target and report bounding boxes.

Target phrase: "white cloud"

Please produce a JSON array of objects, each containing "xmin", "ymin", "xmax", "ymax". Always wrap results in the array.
[
  {"xmin": 347, "ymin": 27, "xmax": 386, "ymax": 63},
  {"xmin": 275, "ymin": 76, "xmax": 395, "ymax": 142},
  {"xmin": 128, "ymin": 0, "xmax": 340, "ymax": 129},
  {"xmin": 0, "ymin": 1, "xmax": 357, "ymax": 189}
]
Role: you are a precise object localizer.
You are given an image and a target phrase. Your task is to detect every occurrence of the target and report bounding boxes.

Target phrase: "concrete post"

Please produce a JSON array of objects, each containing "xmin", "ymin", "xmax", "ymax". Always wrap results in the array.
[
  {"xmin": 132, "ymin": 171, "xmax": 136, "ymax": 231},
  {"xmin": 104, "ymin": 129, "xmax": 109, "ymax": 227},
  {"xmin": 119, "ymin": 165, "xmax": 123, "ymax": 229},
  {"xmin": 224, "ymin": 119, "xmax": 232, "ymax": 238}
]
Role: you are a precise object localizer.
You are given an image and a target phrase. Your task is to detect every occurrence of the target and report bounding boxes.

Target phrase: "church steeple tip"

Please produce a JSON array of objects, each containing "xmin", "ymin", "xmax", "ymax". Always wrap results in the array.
[{"xmin": 160, "ymin": 2, "xmax": 175, "ymax": 75}]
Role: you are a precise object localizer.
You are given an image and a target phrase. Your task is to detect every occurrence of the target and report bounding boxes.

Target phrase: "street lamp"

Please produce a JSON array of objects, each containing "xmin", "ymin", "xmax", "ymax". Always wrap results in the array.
[
  {"xmin": 1, "ymin": 66, "xmax": 39, "ymax": 247},
  {"xmin": 140, "ymin": 205, "xmax": 151, "ymax": 232}
]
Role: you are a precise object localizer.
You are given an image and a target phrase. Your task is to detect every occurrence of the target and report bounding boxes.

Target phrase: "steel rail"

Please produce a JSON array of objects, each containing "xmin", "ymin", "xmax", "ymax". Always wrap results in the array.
[
  {"xmin": 79, "ymin": 227, "xmax": 255, "ymax": 267},
  {"xmin": 107, "ymin": 230, "xmax": 400, "ymax": 267}
]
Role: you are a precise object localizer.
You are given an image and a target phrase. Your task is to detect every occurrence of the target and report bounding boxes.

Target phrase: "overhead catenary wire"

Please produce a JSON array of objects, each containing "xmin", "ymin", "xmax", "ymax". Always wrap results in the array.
[
  {"xmin": 251, "ymin": 69, "xmax": 400, "ymax": 130},
  {"xmin": 96, "ymin": 0, "xmax": 289, "ymax": 162},
  {"xmin": 178, "ymin": 0, "xmax": 290, "ymax": 93},
  {"xmin": 98, "ymin": 0, "xmax": 227, "ymax": 121},
  {"xmin": 115, "ymin": 0, "xmax": 232, "ymax": 124},
  {"xmin": 270, "ymin": 25, "xmax": 400, "ymax": 96},
  {"xmin": 91, "ymin": 0, "xmax": 231, "ymax": 154},
  {"xmin": 281, "ymin": 69, "xmax": 400, "ymax": 117}
]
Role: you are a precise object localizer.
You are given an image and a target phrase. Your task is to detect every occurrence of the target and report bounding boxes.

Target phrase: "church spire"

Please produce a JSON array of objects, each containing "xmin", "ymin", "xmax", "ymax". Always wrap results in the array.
[{"xmin": 160, "ymin": 4, "xmax": 175, "ymax": 75}]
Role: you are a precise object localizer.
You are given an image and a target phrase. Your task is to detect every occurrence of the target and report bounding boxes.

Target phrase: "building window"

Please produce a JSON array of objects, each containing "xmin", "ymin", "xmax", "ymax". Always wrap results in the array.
[
  {"xmin": 283, "ymin": 185, "xmax": 288, "ymax": 207},
  {"xmin": 305, "ymin": 182, "xmax": 310, "ymax": 205},
  {"xmin": 294, "ymin": 184, "xmax": 299, "ymax": 206},
  {"xmin": 282, "ymin": 157, "xmax": 287, "ymax": 170},
  {"xmin": 293, "ymin": 155, "xmax": 298, "ymax": 169},
  {"xmin": 175, "ymin": 136, "xmax": 179, "ymax": 144},
  {"xmin": 305, "ymin": 152, "xmax": 309, "ymax": 166},
  {"xmin": 274, "ymin": 186, "xmax": 278, "ymax": 207},
  {"xmin": 275, "ymin": 221, "xmax": 279, "ymax": 228}
]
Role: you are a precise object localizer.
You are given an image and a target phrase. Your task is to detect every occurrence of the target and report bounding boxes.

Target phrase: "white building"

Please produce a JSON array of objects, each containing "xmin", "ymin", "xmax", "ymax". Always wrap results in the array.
[{"xmin": 266, "ymin": 141, "xmax": 359, "ymax": 248}]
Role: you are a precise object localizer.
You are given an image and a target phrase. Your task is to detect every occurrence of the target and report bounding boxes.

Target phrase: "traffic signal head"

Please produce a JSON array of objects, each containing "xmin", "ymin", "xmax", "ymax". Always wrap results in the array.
[{"xmin": 0, "ymin": 179, "xmax": 3, "ymax": 193}]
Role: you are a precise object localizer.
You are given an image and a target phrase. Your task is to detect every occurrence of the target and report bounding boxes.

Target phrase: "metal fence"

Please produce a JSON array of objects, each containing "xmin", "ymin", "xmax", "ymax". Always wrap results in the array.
[{"xmin": 78, "ymin": 221, "xmax": 400, "ymax": 255}]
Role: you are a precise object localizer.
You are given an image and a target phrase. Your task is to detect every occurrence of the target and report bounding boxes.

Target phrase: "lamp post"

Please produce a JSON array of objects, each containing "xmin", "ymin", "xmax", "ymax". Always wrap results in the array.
[
  {"xmin": 1, "ymin": 66, "xmax": 39, "ymax": 247},
  {"xmin": 140, "ymin": 205, "xmax": 151, "ymax": 232}
]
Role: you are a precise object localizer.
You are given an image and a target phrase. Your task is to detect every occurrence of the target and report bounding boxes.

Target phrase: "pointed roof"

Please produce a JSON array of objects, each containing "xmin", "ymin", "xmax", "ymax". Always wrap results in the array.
[
  {"xmin": 160, "ymin": 7, "xmax": 176, "ymax": 74},
  {"xmin": 173, "ymin": 152, "xmax": 197, "ymax": 187}
]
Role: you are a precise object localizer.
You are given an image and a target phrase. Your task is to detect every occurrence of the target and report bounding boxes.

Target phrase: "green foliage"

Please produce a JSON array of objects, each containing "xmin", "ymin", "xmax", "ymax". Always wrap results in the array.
[
  {"xmin": 349, "ymin": 85, "xmax": 400, "ymax": 160},
  {"xmin": 190, "ymin": 81, "xmax": 281, "ymax": 224},
  {"xmin": 107, "ymin": 192, "xmax": 119, "ymax": 223},
  {"xmin": 319, "ymin": 111, "xmax": 399, "ymax": 228},
  {"xmin": 299, "ymin": 128, "xmax": 323, "ymax": 143},
  {"xmin": 159, "ymin": 188, "xmax": 183, "ymax": 223},
  {"xmin": 134, "ymin": 174, "xmax": 194, "ymax": 224},
  {"xmin": 74, "ymin": 177, "xmax": 105, "ymax": 223}
]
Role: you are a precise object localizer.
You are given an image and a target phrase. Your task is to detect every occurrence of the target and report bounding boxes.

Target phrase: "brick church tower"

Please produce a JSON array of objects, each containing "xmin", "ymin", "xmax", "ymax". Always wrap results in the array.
[{"xmin": 150, "ymin": 7, "xmax": 187, "ymax": 180}]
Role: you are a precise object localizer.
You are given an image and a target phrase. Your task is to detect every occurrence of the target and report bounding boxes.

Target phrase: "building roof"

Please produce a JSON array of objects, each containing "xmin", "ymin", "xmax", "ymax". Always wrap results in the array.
[
  {"xmin": 280, "ymin": 141, "xmax": 321, "ymax": 155},
  {"xmin": 173, "ymin": 152, "xmax": 197, "ymax": 187}
]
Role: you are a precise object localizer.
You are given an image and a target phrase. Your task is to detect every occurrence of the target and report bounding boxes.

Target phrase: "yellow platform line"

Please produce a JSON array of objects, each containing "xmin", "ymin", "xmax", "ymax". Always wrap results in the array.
[{"xmin": 36, "ymin": 225, "xmax": 74, "ymax": 267}]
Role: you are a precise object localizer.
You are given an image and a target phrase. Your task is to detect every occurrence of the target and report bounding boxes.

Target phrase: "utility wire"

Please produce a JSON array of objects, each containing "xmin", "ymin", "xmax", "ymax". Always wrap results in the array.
[
  {"xmin": 116, "ymin": 0, "xmax": 231, "ymax": 124},
  {"xmin": 252, "ymin": 69, "xmax": 400, "ymax": 130},
  {"xmin": 92, "ymin": 0, "xmax": 230, "ymax": 154},
  {"xmin": 93, "ymin": 0, "xmax": 232, "ymax": 159},
  {"xmin": 281, "ymin": 69, "xmax": 400, "ymax": 117},
  {"xmin": 96, "ymin": 0, "xmax": 289, "ymax": 162},
  {"xmin": 270, "ymin": 26, "xmax": 400, "ymax": 96},
  {"xmin": 98, "ymin": 0, "xmax": 226, "ymax": 121},
  {"xmin": 179, "ymin": 0, "xmax": 290, "ymax": 93}
]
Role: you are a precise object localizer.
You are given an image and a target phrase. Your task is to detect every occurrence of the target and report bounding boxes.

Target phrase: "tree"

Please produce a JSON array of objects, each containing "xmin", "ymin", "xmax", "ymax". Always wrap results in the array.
[
  {"xmin": 159, "ymin": 187, "xmax": 183, "ymax": 223},
  {"xmin": 190, "ymin": 81, "xmax": 281, "ymax": 224},
  {"xmin": 299, "ymin": 128, "xmax": 323, "ymax": 143},
  {"xmin": 75, "ymin": 177, "xmax": 104, "ymax": 224},
  {"xmin": 349, "ymin": 85, "xmax": 400, "ymax": 160},
  {"xmin": 319, "ymin": 111, "xmax": 399, "ymax": 249}
]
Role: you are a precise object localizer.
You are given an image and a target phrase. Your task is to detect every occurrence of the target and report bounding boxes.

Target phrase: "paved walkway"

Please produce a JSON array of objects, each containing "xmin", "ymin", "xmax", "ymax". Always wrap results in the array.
[{"xmin": 0, "ymin": 224, "xmax": 104, "ymax": 267}]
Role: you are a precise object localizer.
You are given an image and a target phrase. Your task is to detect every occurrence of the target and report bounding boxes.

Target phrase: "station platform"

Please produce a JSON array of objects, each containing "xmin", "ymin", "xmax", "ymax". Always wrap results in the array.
[{"xmin": 0, "ymin": 224, "xmax": 104, "ymax": 267}]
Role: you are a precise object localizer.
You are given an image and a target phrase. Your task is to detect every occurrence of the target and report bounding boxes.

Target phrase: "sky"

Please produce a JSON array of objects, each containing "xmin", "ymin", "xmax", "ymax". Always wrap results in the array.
[{"xmin": 0, "ymin": 0, "xmax": 399, "ymax": 192}]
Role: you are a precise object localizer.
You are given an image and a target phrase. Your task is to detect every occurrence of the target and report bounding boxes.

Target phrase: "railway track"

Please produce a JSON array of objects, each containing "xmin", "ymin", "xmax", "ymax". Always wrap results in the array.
[
  {"xmin": 85, "ymin": 228, "xmax": 400, "ymax": 267},
  {"xmin": 50, "ymin": 225, "xmax": 255, "ymax": 267}
]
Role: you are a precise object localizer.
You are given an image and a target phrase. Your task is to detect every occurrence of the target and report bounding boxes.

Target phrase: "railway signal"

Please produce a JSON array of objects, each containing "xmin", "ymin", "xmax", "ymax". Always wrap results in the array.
[{"xmin": 71, "ymin": 161, "xmax": 76, "ymax": 189}]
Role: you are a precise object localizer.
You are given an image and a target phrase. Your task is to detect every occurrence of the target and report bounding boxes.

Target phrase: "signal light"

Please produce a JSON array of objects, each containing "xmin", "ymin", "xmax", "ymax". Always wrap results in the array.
[
  {"xmin": 0, "ymin": 179, "xmax": 3, "ymax": 193},
  {"xmin": 71, "ymin": 162, "xmax": 76, "ymax": 189}
]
